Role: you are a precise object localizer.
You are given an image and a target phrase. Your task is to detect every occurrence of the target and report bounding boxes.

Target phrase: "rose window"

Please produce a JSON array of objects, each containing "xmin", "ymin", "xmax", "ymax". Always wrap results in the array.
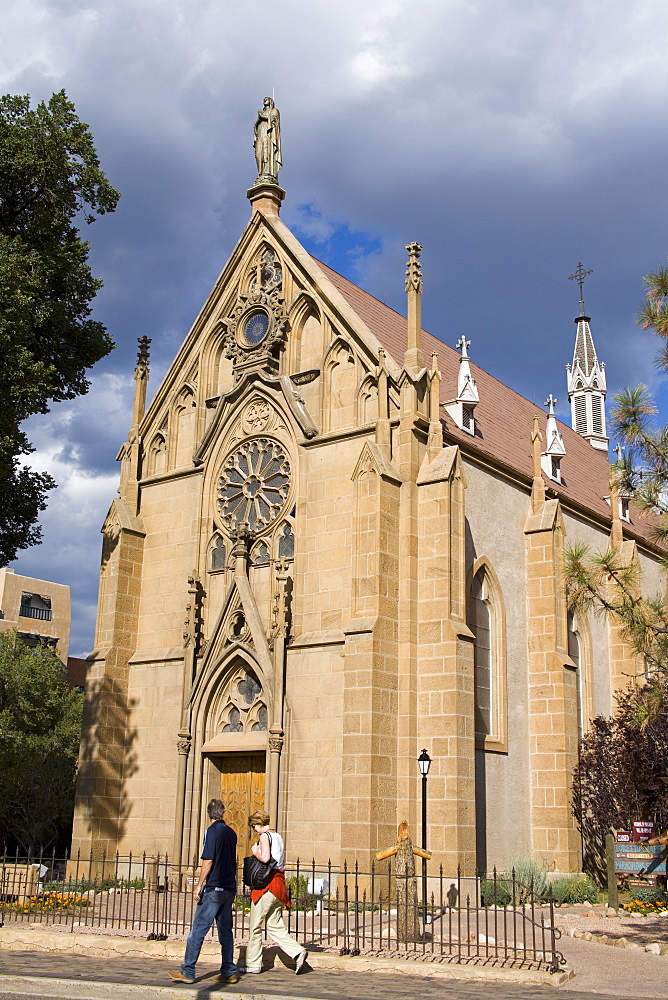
[{"xmin": 217, "ymin": 438, "xmax": 290, "ymax": 532}]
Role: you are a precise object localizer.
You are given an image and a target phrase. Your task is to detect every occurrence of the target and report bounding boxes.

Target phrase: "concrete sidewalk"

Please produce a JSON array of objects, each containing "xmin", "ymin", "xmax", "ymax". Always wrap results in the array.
[{"xmin": 0, "ymin": 939, "xmax": 666, "ymax": 1000}]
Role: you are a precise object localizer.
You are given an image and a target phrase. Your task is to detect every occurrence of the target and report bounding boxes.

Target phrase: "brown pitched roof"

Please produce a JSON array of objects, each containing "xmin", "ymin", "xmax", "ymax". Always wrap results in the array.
[{"xmin": 317, "ymin": 260, "xmax": 661, "ymax": 554}]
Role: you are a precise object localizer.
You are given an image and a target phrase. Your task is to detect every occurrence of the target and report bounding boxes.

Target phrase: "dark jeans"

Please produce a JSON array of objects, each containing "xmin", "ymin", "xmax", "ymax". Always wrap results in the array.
[{"xmin": 182, "ymin": 888, "xmax": 236, "ymax": 979}]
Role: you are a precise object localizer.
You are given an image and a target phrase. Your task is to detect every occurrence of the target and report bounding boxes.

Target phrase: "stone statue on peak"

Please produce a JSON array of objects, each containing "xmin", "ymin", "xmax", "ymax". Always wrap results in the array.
[{"xmin": 254, "ymin": 97, "xmax": 282, "ymax": 184}]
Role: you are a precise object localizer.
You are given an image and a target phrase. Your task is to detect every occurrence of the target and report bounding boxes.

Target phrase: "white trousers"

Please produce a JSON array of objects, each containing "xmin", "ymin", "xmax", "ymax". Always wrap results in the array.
[{"xmin": 245, "ymin": 890, "xmax": 303, "ymax": 971}]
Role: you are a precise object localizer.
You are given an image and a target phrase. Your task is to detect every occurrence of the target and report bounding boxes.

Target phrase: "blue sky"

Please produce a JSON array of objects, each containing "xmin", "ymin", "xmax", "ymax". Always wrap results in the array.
[{"xmin": 3, "ymin": 0, "xmax": 668, "ymax": 655}]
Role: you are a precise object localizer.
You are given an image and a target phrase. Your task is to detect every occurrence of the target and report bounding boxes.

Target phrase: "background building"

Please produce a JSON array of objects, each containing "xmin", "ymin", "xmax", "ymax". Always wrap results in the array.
[{"xmin": 0, "ymin": 567, "xmax": 71, "ymax": 663}]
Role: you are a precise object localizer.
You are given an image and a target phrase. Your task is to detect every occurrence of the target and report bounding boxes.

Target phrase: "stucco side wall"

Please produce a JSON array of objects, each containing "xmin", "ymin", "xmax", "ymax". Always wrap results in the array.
[{"xmin": 462, "ymin": 459, "xmax": 531, "ymax": 869}]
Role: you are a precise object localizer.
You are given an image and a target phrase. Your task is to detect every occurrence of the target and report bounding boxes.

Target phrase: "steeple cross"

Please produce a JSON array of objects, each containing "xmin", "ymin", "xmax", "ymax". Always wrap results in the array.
[
  {"xmin": 568, "ymin": 262, "xmax": 593, "ymax": 315},
  {"xmin": 456, "ymin": 336, "xmax": 471, "ymax": 359},
  {"xmin": 544, "ymin": 394, "xmax": 557, "ymax": 414}
]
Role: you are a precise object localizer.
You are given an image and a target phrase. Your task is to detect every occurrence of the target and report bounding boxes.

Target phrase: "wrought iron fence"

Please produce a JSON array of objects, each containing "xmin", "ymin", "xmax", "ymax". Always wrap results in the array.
[{"xmin": 0, "ymin": 850, "xmax": 565, "ymax": 973}]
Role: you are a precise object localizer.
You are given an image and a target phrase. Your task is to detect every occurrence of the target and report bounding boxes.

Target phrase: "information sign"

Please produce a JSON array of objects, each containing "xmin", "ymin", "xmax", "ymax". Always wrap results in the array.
[
  {"xmin": 615, "ymin": 831, "xmax": 632, "ymax": 843},
  {"xmin": 632, "ymin": 820, "xmax": 655, "ymax": 843},
  {"xmin": 614, "ymin": 843, "xmax": 667, "ymax": 875}
]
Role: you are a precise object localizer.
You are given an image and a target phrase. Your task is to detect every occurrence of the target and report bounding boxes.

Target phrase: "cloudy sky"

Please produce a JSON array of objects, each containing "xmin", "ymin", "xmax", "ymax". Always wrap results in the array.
[{"xmin": 3, "ymin": 0, "xmax": 668, "ymax": 655}]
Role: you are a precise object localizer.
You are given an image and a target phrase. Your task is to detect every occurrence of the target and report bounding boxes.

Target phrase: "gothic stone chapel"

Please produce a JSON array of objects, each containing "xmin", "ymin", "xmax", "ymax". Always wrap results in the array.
[{"xmin": 72, "ymin": 100, "xmax": 664, "ymax": 875}]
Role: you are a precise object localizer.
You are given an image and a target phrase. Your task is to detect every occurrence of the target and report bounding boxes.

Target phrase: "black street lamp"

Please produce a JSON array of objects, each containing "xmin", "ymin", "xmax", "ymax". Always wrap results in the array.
[{"xmin": 418, "ymin": 749, "xmax": 431, "ymax": 924}]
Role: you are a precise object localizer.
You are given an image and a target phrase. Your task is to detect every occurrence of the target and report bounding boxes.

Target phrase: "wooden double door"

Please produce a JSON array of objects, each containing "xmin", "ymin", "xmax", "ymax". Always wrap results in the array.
[{"xmin": 219, "ymin": 753, "xmax": 266, "ymax": 862}]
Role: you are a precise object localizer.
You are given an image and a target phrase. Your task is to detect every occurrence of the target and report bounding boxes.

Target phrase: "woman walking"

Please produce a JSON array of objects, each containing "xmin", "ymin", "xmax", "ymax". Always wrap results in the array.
[{"xmin": 243, "ymin": 810, "xmax": 307, "ymax": 975}]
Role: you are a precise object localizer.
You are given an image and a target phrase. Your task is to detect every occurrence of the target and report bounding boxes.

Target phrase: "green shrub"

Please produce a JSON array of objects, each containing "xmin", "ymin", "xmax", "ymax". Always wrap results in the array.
[
  {"xmin": 286, "ymin": 874, "xmax": 317, "ymax": 911},
  {"xmin": 548, "ymin": 876, "xmax": 599, "ymax": 904},
  {"xmin": 43, "ymin": 875, "xmax": 146, "ymax": 893},
  {"xmin": 506, "ymin": 856, "xmax": 548, "ymax": 902},
  {"xmin": 480, "ymin": 879, "xmax": 512, "ymax": 907}
]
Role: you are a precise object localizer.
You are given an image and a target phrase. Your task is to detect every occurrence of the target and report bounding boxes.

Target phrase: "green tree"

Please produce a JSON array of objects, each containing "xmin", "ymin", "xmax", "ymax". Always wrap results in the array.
[
  {"xmin": 565, "ymin": 264, "xmax": 668, "ymax": 682},
  {"xmin": 566, "ymin": 264, "xmax": 668, "ymax": 865},
  {"xmin": 0, "ymin": 631, "xmax": 83, "ymax": 853},
  {"xmin": 572, "ymin": 682, "xmax": 668, "ymax": 881},
  {"xmin": 0, "ymin": 90, "xmax": 120, "ymax": 564}
]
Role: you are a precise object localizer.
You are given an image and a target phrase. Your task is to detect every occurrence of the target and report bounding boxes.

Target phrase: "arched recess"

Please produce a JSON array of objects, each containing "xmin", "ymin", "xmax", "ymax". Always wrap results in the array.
[
  {"xmin": 287, "ymin": 293, "xmax": 322, "ymax": 375},
  {"xmin": 466, "ymin": 557, "xmax": 508, "ymax": 753},
  {"xmin": 567, "ymin": 611, "xmax": 594, "ymax": 739},
  {"xmin": 173, "ymin": 386, "xmax": 197, "ymax": 467},
  {"xmin": 323, "ymin": 339, "xmax": 357, "ymax": 433},
  {"xmin": 146, "ymin": 433, "xmax": 167, "ymax": 477},
  {"xmin": 206, "ymin": 332, "xmax": 234, "ymax": 402},
  {"xmin": 208, "ymin": 534, "xmax": 227, "ymax": 574},
  {"xmin": 249, "ymin": 539, "xmax": 272, "ymax": 620},
  {"xmin": 190, "ymin": 649, "xmax": 270, "ymax": 860},
  {"xmin": 356, "ymin": 372, "xmax": 378, "ymax": 426}
]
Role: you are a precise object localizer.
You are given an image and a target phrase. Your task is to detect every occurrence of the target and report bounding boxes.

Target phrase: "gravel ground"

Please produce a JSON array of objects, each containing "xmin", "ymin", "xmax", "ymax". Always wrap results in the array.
[{"xmin": 555, "ymin": 904, "xmax": 668, "ymax": 955}]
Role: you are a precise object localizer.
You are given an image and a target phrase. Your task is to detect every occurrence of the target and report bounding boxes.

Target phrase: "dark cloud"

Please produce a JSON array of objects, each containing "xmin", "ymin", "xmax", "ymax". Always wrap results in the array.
[{"xmin": 4, "ymin": 0, "xmax": 668, "ymax": 653}]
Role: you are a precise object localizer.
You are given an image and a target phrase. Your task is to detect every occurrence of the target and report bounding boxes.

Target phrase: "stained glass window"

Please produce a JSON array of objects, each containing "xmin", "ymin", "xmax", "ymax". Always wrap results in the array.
[{"xmin": 217, "ymin": 438, "xmax": 291, "ymax": 532}]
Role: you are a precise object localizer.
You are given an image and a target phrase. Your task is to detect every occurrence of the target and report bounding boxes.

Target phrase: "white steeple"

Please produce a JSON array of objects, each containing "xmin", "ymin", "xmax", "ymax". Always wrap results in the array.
[
  {"xmin": 541, "ymin": 394, "xmax": 566, "ymax": 482},
  {"xmin": 566, "ymin": 263, "xmax": 608, "ymax": 452},
  {"xmin": 443, "ymin": 336, "xmax": 479, "ymax": 434}
]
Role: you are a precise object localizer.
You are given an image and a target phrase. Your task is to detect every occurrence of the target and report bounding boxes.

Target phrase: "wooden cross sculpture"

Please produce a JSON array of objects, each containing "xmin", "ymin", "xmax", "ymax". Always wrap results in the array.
[{"xmin": 376, "ymin": 821, "xmax": 431, "ymax": 943}]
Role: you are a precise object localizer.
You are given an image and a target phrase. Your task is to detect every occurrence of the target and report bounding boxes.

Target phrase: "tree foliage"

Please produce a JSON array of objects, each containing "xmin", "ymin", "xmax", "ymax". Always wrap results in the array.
[
  {"xmin": 566, "ymin": 264, "xmax": 668, "ymax": 868},
  {"xmin": 0, "ymin": 630, "xmax": 83, "ymax": 853},
  {"xmin": 565, "ymin": 265, "xmax": 668, "ymax": 684},
  {"xmin": 638, "ymin": 264, "xmax": 668, "ymax": 368},
  {"xmin": 0, "ymin": 90, "xmax": 119, "ymax": 564},
  {"xmin": 573, "ymin": 682, "xmax": 668, "ymax": 882}
]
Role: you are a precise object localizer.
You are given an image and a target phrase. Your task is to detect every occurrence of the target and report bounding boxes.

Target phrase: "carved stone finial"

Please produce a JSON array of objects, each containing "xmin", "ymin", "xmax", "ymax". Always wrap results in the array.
[
  {"xmin": 456, "ymin": 336, "xmax": 471, "ymax": 359},
  {"xmin": 405, "ymin": 242, "xmax": 423, "ymax": 294},
  {"xmin": 134, "ymin": 337, "xmax": 151, "ymax": 386},
  {"xmin": 544, "ymin": 394, "xmax": 557, "ymax": 415},
  {"xmin": 254, "ymin": 97, "xmax": 282, "ymax": 184}
]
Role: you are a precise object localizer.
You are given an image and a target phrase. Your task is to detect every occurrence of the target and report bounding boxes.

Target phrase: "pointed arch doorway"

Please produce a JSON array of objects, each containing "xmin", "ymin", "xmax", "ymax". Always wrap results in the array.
[{"xmin": 198, "ymin": 658, "xmax": 271, "ymax": 860}]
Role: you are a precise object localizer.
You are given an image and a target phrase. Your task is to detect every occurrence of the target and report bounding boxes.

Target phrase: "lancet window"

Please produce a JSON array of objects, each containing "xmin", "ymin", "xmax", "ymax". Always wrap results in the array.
[{"xmin": 467, "ymin": 563, "xmax": 507, "ymax": 750}]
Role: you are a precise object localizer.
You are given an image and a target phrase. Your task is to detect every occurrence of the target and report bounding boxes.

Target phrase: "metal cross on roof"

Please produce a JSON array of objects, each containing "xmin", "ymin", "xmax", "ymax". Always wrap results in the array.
[{"xmin": 568, "ymin": 262, "xmax": 593, "ymax": 315}]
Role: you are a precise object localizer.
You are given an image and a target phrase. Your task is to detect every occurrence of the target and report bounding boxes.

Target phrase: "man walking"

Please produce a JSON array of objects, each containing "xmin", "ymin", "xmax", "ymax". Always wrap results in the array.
[{"xmin": 169, "ymin": 799, "xmax": 238, "ymax": 984}]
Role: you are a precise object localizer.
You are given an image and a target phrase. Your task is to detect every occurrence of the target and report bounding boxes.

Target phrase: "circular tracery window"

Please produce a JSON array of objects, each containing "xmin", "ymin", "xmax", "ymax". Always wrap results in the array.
[{"xmin": 217, "ymin": 438, "xmax": 291, "ymax": 532}]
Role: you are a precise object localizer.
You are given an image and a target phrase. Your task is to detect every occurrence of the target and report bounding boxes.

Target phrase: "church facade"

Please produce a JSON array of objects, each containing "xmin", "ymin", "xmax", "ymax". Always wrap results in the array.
[{"xmin": 71, "ymin": 120, "xmax": 664, "ymax": 876}]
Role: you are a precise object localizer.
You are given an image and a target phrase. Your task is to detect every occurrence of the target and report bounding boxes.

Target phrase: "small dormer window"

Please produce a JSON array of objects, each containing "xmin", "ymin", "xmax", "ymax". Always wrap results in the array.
[
  {"xmin": 462, "ymin": 406, "xmax": 474, "ymax": 433},
  {"xmin": 620, "ymin": 497, "xmax": 630, "ymax": 522},
  {"xmin": 551, "ymin": 457, "xmax": 561, "ymax": 482}
]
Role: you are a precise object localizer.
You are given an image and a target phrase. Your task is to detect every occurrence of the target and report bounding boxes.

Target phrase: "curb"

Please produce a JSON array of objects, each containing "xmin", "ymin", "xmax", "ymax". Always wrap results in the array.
[{"xmin": 0, "ymin": 925, "xmax": 572, "ymax": 987}]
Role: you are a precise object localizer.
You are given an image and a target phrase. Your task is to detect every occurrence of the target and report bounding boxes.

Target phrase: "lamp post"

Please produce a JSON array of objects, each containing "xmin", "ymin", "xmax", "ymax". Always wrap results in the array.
[{"xmin": 418, "ymin": 749, "xmax": 431, "ymax": 925}]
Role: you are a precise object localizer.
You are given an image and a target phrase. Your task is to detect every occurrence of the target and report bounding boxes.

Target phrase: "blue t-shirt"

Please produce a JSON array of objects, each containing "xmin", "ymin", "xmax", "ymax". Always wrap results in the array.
[{"xmin": 201, "ymin": 820, "xmax": 237, "ymax": 892}]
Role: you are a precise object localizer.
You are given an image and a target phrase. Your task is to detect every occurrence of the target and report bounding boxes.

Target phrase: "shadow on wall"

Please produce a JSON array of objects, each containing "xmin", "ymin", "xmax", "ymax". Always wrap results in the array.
[
  {"xmin": 74, "ymin": 672, "xmax": 138, "ymax": 853},
  {"xmin": 100, "ymin": 528, "xmax": 119, "ymax": 575}
]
